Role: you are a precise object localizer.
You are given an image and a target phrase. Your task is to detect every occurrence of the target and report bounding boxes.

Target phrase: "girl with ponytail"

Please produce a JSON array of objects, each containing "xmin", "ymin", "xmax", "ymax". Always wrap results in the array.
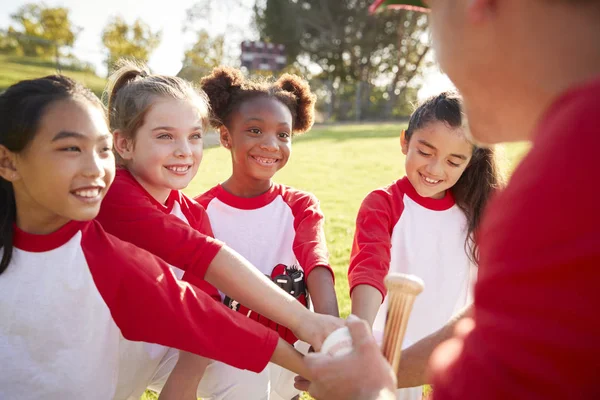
[
  {"xmin": 348, "ymin": 92, "xmax": 504, "ymax": 400},
  {"xmin": 95, "ymin": 61, "xmax": 342, "ymax": 400}
]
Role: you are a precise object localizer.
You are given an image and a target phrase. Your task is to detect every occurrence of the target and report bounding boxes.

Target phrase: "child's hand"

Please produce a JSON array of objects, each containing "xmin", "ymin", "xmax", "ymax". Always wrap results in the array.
[{"xmin": 293, "ymin": 312, "xmax": 345, "ymax": 351}]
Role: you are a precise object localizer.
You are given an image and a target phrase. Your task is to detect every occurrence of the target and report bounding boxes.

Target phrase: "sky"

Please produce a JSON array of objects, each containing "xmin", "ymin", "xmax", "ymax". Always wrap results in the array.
[{"xmin": 0, "ymin": 0, "xmax": 455, "ymax": 99}]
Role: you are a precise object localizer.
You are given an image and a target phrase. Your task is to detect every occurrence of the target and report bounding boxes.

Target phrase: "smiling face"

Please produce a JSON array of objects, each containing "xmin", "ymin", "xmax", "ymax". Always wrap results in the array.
[
  {"xmin": 221, "ymin": 96, "xmax": 292, "ymax": 192},
  {"xmin": 402, "ymin": 120, "xmax": 473, "ymax": 199},
  {"xmin": 0, "ymin": 98, "xmax": 115, "ymax": 234},
  {"xmin": 114, "ymin": 97, "xmax": 205, "ymax": 204}
]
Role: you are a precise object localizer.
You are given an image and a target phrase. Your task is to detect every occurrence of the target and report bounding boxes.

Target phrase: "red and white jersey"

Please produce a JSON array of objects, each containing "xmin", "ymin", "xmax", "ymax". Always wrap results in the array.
[
  {"xmin": 96, "ymin": 168, "xmax": 224, "ymax": 398},
  {"xmin": 196, "ymin": 183, "xmax": 333, "ymax": 294},
  {"xmin": 349, "ymin": 177, "xmax": 475, "ymax": 347},
  {"xmin": 98, "ymin": 169, "xmax": 223, "ymax": 285},
  {"xmin": 0, "ymin": 220, "xmax": 278, "ymax": 400}
]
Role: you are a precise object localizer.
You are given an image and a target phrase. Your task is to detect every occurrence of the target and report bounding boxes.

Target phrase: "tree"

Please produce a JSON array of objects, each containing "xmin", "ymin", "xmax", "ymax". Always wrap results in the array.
[
  {"xmin": 8, "ymin": 3, "xmax": 80, "ymax": 57},
  {"xmin": 102, "ymin": 16, "xmax": 161, "ymax": 70},
  {"xmin": 0, "ymin": 30, "xmax": 19, "ymax": 55},
  {"xmin": 177, "ymin": 1, "xmax": 256, "ymax": 81},
  {"xmin": 254, "ymin": 0, "xmax": 430, "ymax": 120},
  {"xmin": 177, "ymin": 30, "xmax": 225, "ymax": 82}
]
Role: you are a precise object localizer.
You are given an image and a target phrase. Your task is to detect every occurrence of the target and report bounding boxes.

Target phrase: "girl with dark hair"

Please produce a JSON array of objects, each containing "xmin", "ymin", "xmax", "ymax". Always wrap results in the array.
[{"xmin": 348, "ymin": 92, "xmax": 503, "ymax": 400}]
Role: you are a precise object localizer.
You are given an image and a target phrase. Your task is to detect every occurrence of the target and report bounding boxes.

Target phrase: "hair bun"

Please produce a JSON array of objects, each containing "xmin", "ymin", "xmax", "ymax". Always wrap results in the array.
[
  {"xmin": 201, "ymin": 67, "xmax": 246, "ymax": 127},
  {"xmin": 276, "ymin": 74, "xmax": 316, "ymax": 133}
]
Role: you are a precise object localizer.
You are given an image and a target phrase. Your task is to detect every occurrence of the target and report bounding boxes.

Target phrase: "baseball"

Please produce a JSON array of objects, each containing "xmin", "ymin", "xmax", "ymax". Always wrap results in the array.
[{"xmin": 320, "ymin": 327, "xmax": 353, "ymax": 357}]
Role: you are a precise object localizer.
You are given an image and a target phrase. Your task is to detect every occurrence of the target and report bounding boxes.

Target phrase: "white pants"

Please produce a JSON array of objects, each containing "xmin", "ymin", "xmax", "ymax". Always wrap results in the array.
[{"xmin": 145, "ymin": 341, "xmax": 310, "ymax": 400}]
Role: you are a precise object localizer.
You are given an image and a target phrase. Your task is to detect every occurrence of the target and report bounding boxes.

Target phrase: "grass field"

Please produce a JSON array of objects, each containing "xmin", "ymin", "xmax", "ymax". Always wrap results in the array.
[
  {"xmin": 142, "ymin": 123, "xmax": 529, "ymax": 399},
  {"xmin": 0, "ymin": 55, "xmax": 106, "ymax": 96}
]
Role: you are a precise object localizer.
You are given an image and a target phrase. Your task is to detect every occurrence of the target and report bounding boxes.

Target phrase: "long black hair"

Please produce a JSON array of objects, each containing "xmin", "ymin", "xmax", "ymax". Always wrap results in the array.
[
  {"xmin": 405, "ymin": 92, "xmax": 504, "ymax": 264},
  {"xmin": 0, "ymin": 75, "xmax": 102, "ymax": 274}
]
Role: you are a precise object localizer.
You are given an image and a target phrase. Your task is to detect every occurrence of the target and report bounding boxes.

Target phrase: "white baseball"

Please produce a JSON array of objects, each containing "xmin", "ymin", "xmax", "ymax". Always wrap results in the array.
[{"xmin": 320, "ymin": 327, "xmax": 353, "ymax": 357}]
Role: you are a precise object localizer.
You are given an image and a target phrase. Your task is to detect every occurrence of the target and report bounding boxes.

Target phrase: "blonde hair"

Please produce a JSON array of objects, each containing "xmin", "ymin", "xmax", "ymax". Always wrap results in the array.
[{"xmin": 104, "ymin": 59, "xmax": 210, "ymax": 164}]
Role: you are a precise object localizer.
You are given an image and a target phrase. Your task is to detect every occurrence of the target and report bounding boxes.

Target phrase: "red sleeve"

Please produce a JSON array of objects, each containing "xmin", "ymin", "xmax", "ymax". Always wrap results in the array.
[
  {"xmin": 179, "ymin": 196, "xmax": 222, "ymax": 301},
  {"xmin": 96, "ymin": 173, "xmax": 223, "ymax": 281},
  {"xmin": 281, "ymin": 187, "xmax": 333, "ymax": 279},
  {"xmin": 347, "ymin": 185, "xmax": 404, "ymax": 300},
  {"xmin": 83, "ymin": 221, "xmax": 278, "ymax": 373},
  {"xmin": 194, "ymin": 188, "xmax": 217, "ymax": 210},
  {"xmin": 180, "ymin": 194, "xmax": 216, "ymax": 237},
  {"xmin": 432, "ymin": 87, "xmax": 600, "ymax": 399}
]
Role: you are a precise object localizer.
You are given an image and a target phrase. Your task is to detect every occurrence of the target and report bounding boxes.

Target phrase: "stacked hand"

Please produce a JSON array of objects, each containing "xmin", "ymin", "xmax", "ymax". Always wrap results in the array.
[
  {"xmin": 294, "ymin": 315, "xmax": 397, "ymax": 400},
  {"xmin": 292, "ymin": 311, "xmax": 345, "ymax": 352}
]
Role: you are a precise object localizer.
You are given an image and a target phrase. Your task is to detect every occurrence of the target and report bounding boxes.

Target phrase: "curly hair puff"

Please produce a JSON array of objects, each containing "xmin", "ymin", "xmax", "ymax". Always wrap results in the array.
[{"xmin": 200, "ymin": 66, "xmax": 316, "ymax": 135}]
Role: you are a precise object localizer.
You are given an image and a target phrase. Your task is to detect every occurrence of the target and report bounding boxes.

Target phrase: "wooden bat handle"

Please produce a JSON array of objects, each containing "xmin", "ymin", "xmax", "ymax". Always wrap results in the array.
[{"xmin": 382, "ymin": 273, "xmax": 424, "ymax": 374}]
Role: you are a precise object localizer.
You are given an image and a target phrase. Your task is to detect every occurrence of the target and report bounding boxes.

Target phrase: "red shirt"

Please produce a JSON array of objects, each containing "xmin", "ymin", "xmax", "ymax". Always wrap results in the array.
[
  {"xmin": 97, "ymin": 169, "xmax": 223, "ymax": 297},
  {"xmin": 0, "ymin": 219, "xmax": 278, "ymax": 397},
  {"xmin": 432, "ymin": 78, "xmax": 600, "ymax": 399}
]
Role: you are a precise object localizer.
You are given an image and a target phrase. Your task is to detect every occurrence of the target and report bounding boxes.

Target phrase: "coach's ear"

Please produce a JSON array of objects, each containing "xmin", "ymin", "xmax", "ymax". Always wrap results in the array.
[
  {"xmin": 467, "ymin": 0, "xmax": 495, "ymax": 24},
  {"xmin": 220, "ymin": 126, "xmax": 232, "ymax": 150},
  {"xmin": 400, "ymin": 130, "xmax": 409, "ymax": 155}
]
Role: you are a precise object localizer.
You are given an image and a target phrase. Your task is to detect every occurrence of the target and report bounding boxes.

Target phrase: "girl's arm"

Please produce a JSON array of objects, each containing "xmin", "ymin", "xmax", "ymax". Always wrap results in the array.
[
  {"xmin": 97, "ymin": 181, "xmax": 343, "ymax": 351},
  {"xmin": 351, "ymin": 285, "xmax": 384, "ymax": 327},
  {"xmin": 271, "ymin": 337, "xmax": 312, "ymax": 380},
  {"xmin": 158, "ymin": 352, "xmax": 210, "ymax": 400},
  {"xmin": 158, "ymin": 338, "xmax": 310, "ymax": 400},
  {"xmin": 204, "ymin": 245, "xmax": 343, "ymax": 350},
  {"xmin": 307, "ymin": 267, "xmax": 339, "ymax": 317},
  {"xmin": 287, "ymin": 191, "xmax": 339, "ymax": 318},
  {"xmin": 348, "ymin": 190, "xmax": 398, "ymax": 326},
  {"xmin": 84, "ymin": 221, "xmax": 279, "ymax": 373},
  {"xmin": 396, "ymin": 305, "xmax": 472, "ymax": 388}
]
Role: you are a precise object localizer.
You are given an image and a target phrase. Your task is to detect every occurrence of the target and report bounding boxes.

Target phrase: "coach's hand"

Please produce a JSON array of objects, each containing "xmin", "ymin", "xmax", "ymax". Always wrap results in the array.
[{"xmin": 295, "ymin": 315, "xmax": 396, "ymax": 400}]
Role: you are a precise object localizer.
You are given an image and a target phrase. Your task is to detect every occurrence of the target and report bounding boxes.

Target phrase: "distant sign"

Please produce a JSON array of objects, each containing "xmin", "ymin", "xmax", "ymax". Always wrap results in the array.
[{"xmin": 241, "ymin": 41, "xmax": 287, "ymax": 72}]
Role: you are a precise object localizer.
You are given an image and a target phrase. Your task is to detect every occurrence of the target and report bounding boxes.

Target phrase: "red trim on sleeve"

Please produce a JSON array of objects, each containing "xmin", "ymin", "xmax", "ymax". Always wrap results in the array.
[
  {"xmin": 348, "ymin": 180, "xmax": 406, "ymax": 299},
  {"xmin": 279, "ymin": 185, "xmax": 333, "ymax": 279},
  {"xmin": 96, "ymin": 169, "xmax": 224, "ymax": 280},
  {"xmin": 82, "ymin": 220, "xmax": 278, "ymax": 373}
]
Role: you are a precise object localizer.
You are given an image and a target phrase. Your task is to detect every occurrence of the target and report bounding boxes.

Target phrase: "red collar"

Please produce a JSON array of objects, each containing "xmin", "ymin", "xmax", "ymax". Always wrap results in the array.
[
  {"xmin": 213, "ymin": 183, "xmax": 280, "ymax": 210},
  {"xmin": 398, "ymin": 177, "xmax": 456, "ymax": 211},
  {"xmin": 13, "ymin": 220, "xmax": 86, "ymax": 252}
]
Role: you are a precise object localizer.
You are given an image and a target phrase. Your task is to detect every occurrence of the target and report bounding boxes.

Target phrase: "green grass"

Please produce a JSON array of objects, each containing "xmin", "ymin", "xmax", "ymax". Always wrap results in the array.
[
  {"xmin": 142, "ymin": 123, "xmax": 529, "ymax": 399},
  {"xmin": 0, "ymin": 55, "xmax": 106, "ymax": 97}
]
